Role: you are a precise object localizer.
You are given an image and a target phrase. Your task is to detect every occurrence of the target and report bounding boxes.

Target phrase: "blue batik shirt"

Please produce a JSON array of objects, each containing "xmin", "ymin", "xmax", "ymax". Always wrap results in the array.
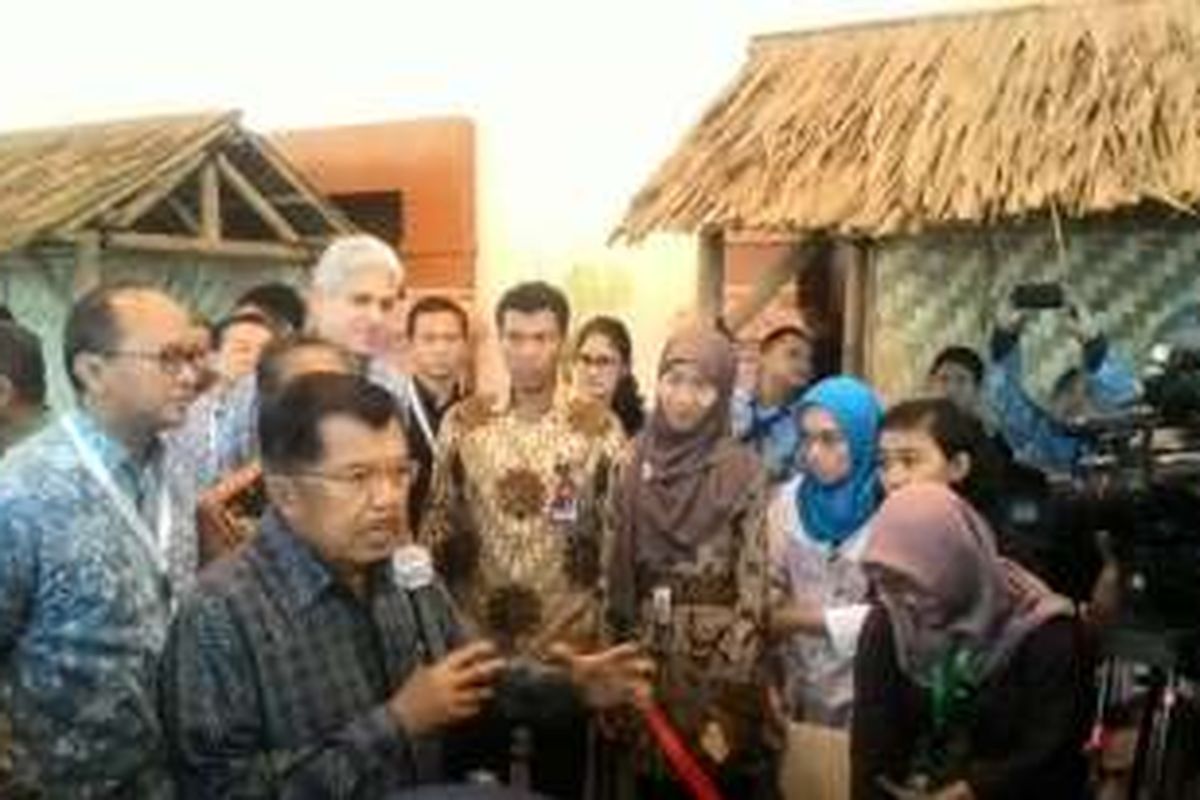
[
  {"xmin": 172, "ymin": 357, "xmax": 410, "ymax": 495},
  {"xmin": 984, "ymin": 334, "xmax": 1139, "ymax": 475},
  {"xmin": 731, "ymin": 386, "xmax": 803, "ymax": 483},
  {"xmin": 0, "ymin": 411, "xmax": 186, "ymax": 797}
]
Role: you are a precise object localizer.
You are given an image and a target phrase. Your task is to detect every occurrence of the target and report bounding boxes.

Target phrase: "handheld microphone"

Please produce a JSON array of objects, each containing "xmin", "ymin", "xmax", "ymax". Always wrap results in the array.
[{"xmin": 392, "ymin": 544, "xmax": 448, "ymax": 662}]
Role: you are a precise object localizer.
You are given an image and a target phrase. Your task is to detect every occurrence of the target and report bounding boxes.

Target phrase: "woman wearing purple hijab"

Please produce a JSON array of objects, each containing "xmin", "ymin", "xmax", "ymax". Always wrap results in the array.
[
  {"xmin": 607, "ymin": 325, "xmax": 777, "ymax": 799},
  {"xmin": 852, "ymin": 483, "xmax": 1090, "ymax": 800}
]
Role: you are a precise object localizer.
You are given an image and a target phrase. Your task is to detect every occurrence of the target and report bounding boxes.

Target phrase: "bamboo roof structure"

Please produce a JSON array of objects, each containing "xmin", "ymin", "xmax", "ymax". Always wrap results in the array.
[
  {"xmin": 615, "ymin": 0, "xmax": 1200, "ymax": 242},
  {"xmin": 0, "ymin": 111, "xmax": 353, "ymax": 257}
]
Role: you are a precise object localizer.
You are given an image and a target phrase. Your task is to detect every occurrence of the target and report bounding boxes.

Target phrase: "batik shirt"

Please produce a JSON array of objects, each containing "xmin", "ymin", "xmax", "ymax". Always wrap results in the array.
[
  {"xmin": 609, "ymin": 459, "xmax": 778, "ymax": 769},
  {"xmin": 420, "ymin": 393, "xmax": 626, "ymax": 654},
  {"xmin": 172, "ymin": 357, "xmax": 409, "ymax": 494},
  {"xmin": 0, "ymin": 411, "xmax": 187, "ymax": 797},
  {"xmin": 162, "ymin": 512, "xmax": 461, "ymax": 798}
]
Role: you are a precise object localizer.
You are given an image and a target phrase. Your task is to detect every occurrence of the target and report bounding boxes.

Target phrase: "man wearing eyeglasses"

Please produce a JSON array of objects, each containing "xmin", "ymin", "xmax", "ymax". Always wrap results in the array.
[
  {"xmin": 0, "ymin": 284, "xmax": 207, "ymax": 797},
  {"xmin": 162, "ymin": 373, "xmax": 651, "ymax": 798}
]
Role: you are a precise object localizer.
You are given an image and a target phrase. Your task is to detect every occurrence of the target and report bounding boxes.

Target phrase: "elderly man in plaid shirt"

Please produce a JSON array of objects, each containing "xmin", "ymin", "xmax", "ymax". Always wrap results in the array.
[{"xmin": 160, "ymin": 373, "xmax": 650, "ymax": 799}]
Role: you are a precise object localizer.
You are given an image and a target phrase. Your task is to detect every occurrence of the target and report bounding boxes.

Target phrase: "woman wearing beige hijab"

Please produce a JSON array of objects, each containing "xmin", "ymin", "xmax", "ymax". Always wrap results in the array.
[{"xmin": 852, "ymin": 483, "xmax": 1090, "ymax": 800}]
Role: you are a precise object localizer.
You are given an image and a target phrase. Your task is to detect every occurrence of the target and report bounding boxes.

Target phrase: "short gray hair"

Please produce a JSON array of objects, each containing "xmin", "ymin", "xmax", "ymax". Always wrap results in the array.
[{"xmin": 311, "ymin": 234, "xmax": 404, "ymax": 294}]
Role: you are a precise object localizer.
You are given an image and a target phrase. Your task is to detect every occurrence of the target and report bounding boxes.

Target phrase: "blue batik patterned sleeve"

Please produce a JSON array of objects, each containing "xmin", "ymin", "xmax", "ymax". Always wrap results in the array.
[
  {"xmin": 984, "ymin": 336, "xmax": 1081, "ymax": 474},
  {"xmin": 162, "ymin": 590, "xmax": 419, "ymax": 799},
  {"xmin": 1085, "ymin": 340, "xmax": 1139, "ymax": 411}
]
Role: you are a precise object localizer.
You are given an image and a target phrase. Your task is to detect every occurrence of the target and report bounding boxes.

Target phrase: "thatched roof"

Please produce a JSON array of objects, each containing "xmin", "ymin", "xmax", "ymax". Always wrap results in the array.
[
  {"xmin": 0, "ymin": 111, "xmax": 352, "ymax": 253},
  {"xmin": 616, "ymin": 0, "xmax": 1200, "ymax": 242}
]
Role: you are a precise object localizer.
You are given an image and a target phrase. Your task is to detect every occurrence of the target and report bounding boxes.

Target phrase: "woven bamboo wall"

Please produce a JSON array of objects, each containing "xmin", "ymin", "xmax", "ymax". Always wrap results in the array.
[{"xmin": 867, "ymin": 215, "xmax": 1200, "ymax": 404}]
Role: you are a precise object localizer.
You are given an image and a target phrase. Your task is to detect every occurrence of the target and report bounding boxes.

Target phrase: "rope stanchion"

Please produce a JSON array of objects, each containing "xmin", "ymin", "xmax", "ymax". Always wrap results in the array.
[{"xmin": 639, "ymin": 701, "xmax": 724, "ymax": 800}]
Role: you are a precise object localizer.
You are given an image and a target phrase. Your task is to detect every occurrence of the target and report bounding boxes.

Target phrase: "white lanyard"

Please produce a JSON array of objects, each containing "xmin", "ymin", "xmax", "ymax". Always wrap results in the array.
[
  {"xmin": 406, "ymin": 378, "xmax": 437, "ymax": 451},
  {"xmin": 62, "ymin": 415, "xmax": 172, "ymax": 579}
]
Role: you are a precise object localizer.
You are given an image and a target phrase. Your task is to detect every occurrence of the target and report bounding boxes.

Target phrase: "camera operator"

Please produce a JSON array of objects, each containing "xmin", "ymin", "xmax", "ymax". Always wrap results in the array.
[{"xmin": 984, "ymin": 286, "xmax": 1139, "ymax": 477}]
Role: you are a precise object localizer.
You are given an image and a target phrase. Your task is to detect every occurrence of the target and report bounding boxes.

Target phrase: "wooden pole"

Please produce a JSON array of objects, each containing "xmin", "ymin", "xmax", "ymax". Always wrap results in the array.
[
  {"xmin": 111, "ymin": 150, "xmax": 208, "ymax": 229},
  {"xmin": 72, "ymin": 231, "xmax": 102, "ymax": 297},
  {"xmin": 200, "ymin": 160, "xmax": 221, "ymax": 243},
  {"xmin": 215, "ymin": 154, "xmax": 300, "ymax": 243},
  {"xmin": 727, "ymin": 237, "xmax": 822, "ymax": 332},
  {"xmin": 861, "ymin": 244, "xmax": 879, "ymax": 384},
  {"xmin": 166, "ymin": 197, "xmax": 200, "ymax": 235},
  {"xmin": 101, "ymin": 231, "xmax": 311, "ymax": 262},
  {"xmin": 697, "ymin": 229, "xmax": 725, "ymax": 323},
  {"xmin": 840, "ymin": 241, "xmax": 869, "ymax": 376}
]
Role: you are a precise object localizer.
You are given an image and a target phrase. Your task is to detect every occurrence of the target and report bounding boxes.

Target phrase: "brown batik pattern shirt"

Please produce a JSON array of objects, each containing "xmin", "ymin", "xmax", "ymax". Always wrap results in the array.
[
  {"xmin": 420, "ymin": 392, "xmax": 626, "ymax": 655},
  {"xmin": 608, "ymin": 461, "xmax": 780, "ymax": 768}
]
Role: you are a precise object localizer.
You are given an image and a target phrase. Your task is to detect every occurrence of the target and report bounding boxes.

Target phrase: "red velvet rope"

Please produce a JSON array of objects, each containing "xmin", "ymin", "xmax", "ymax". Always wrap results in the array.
[{"xmin": 639, "ymin": 701, "xmax": 725, "ymax": 800}]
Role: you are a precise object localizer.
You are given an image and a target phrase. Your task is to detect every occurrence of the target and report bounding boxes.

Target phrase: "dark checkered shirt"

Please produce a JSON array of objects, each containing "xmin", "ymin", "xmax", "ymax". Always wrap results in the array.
[{"xmin": 160, "ymin": 510, "xmax": 462, "ymax": 799}]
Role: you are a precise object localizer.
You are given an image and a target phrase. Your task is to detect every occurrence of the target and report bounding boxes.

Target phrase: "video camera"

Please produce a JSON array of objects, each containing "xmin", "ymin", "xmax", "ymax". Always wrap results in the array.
[{"xmin": 1058, "ymin": 343, "xmax": 1200, "ymax": 672}]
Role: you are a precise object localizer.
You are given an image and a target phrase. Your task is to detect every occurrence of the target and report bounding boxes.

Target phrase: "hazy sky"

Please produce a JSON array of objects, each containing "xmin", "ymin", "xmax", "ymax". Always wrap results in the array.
[
  {"xmin": 1, "ymin": 0, "xmax": 1026, "ymax": 246},
  {"xmin": 2, "ymin": 0, "xmax": 1030, "ymax": 384}
]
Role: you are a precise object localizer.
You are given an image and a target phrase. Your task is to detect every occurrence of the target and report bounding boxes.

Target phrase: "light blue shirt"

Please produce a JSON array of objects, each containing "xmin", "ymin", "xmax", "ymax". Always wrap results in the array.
[
  {"xmin": 0, "ymin": 411, "xmax": 183, "ymax": 797},
  {"xmin": 731, "ymin": 387, "xmax": 802, "ymax": 483},
  {"xmin": 171, "ymin": 357, "xmax": 410, "ymax": 494},
  {"xmin": 984, "ymin": 338, "xmax": 1139, "ymax": 474}
]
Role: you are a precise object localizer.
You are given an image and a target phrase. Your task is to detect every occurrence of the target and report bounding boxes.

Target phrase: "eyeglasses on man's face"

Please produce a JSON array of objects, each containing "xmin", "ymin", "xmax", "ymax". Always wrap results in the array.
[
  {"xmin": 101, "ymin": 343, "xmax": 211, "ymax": 378},
  {"xmin": 286, "ymin": 459, "xmax": 420, "ymax": 494}
]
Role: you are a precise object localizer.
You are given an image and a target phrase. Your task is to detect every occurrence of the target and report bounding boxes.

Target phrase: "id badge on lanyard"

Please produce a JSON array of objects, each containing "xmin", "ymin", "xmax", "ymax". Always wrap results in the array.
[{"xmin": 62, "ymin": 416, "xmax": 173, "ymax": 583}]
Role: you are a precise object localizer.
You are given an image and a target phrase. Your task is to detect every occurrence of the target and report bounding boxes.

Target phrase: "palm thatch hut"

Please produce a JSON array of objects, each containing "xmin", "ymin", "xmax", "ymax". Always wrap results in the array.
[
  {"xmin": 0, "ymin": 111, "xmax": 353, "ymax": 407},
  {"xmin": 616, "ymin": 0, "xmax": 1200, "ymax": 401}
]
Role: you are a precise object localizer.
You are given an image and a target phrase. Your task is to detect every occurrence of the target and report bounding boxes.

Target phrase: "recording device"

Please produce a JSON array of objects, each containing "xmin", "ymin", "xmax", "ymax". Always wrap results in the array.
[
  {"xmin": 392, "ymin": 544, "xmax": 449, "ymax": 662},
  {"xmin": 1054, "ymin": 346, "xmax": 1200, "ymax": 668},
  {"xmin": 1011, "ymin": 282, "xmax": 1065, "ymax": 310}
]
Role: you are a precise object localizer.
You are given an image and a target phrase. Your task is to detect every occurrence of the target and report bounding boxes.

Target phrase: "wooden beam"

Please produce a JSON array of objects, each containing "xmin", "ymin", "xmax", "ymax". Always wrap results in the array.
[
  {"xmin": 73, "ymin": 231, "xmax": 102, "ymax": 297},
  {"xmin": 697, "ymin": 229, "xmax": 725, "ymax": 322},
  {"xmin": 110, "ymin": 150, "xmax": 209, "ymax": 229},
  {"xmin": 215, "ymin": 153, "xmax": 300, "ymax": 243},
  {"xmin": 102, "ymin": 231, "xmax": 311, "ymax": 262},
  {"xmin": 166, "ymin": 196, "xmax": 200, "ymax": 235},
  {"xmin": 200, "ymin": 160, "xmax": 221, "ymax": 243},
  {"xmin": 251, "ymin": 136, "xmax": 356, "ymax": 234},
  {"xmin": 840, "ymin": 242, "xmax": 869, "ymax": 376},
  {"xmin": 727, "ymin": 237, "xmax": 818, "ymax": 332},
  {"xmin": 860, "ymin": 245, "xmax": 878, "ymax": 384}
]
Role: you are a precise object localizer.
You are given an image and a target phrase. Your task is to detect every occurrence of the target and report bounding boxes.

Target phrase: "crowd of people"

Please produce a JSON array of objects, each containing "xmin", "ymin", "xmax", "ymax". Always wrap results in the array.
[{"xmin": 0, "ymin": 232, "xmax": 1147, "ymax": 799}]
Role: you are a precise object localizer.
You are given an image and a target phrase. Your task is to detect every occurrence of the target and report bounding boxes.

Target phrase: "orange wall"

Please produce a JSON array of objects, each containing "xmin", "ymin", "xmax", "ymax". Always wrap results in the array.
[{"xmin": 272, "ymin": 118, "xmax": 476, "ymax": 293}]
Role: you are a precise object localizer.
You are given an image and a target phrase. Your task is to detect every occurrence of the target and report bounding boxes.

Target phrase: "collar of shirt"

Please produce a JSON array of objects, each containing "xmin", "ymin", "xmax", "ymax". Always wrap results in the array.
[
  {"xmin": 256, "ymin": 510, "xmax": 391, "ymax": 615},
  {"xmin": 749, "ymin": 386, "xmax": 804, "ymax": 419},
  {"xmin": 366, "ymin": 359, "xmax": 410, "ymax": 406},
  {"xmin": 489, "ymin": 382, "xmax": 574, "ymax": 420},
  {"xmin": 411, "ymin": 376, "xmax": 461, "ymax": 418},
  {"xmin": 67, "ymin": 409, "xmax": 164, "ymax": 502},
  {"xmin": 781, "ymin": 475, "xmax": 874, "ymax": 560}
]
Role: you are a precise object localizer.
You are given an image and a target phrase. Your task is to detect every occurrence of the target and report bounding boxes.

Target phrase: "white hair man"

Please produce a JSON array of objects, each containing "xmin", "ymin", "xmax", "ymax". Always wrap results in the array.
[
  {"xmin": 309, "ymin": 234, "xmax": 405, "ymax": 360},
  {"xmin": 174, "ymin": 234, "xmax": 411, "ymax": 490}
]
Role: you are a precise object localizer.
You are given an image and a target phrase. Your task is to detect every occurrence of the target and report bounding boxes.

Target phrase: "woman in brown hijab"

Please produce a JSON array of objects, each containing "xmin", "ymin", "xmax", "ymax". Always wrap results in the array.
[
  {"xmin": 606, "ymin": 325, "xmax": 777, "ymax": 799},
  {"xmin": 851, "ymin": 483, "xmax": 1091, "ymax": 800}
]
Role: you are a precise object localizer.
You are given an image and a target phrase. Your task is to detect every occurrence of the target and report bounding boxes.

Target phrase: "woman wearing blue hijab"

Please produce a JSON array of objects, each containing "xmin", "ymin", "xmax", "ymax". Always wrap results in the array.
[{"xmin": 768, "ymin": 375, "xmax": 883, "ymax": 800}]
